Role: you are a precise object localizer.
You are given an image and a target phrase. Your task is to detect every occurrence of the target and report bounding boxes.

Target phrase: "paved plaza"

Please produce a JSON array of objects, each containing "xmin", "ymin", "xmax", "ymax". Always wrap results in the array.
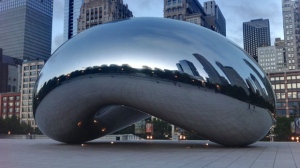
[{"xmin": 0, "ymin": 139, "xmax": 299, "ymax": 168}]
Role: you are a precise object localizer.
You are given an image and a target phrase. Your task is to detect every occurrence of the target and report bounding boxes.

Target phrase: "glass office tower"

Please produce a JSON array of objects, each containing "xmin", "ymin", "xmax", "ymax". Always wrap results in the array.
[
  {"xmin": 64, "ymin": 0, "xmax": 84, "ymax": 42},
  {"xmin": 243, "ymin": 19, "xmax": 271, "ymax": 62},
  {"xmin": 0, "ymin": 0, "xmax": 53, "ymax": 61}
]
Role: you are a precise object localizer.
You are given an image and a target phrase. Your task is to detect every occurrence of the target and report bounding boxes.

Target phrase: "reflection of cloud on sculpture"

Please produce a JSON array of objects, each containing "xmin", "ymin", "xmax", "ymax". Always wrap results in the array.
[{"xmin": 34, "ymin": 18, "xmax": 275, "ymax": 146}]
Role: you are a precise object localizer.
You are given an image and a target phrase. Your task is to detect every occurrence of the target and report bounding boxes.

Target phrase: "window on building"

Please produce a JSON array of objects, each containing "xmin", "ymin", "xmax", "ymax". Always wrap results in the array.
[
  {"xmin": 30, "ymin": 66, "xmax": 36, "ymax": 70},
  {"xmin": 178, "ymin": 14, "xmax": 182, "ymax": 20},
  {"xmin": 276, "ymin": 110, "xmax": 286, "ymax": 117},
  {"xmin": 288, "ymin": 92, "xmax": 292, "ymax": 98},
  {"xmin": 30, "ymin": 71, "xmax": 37, "ymax": 76},
  {"xmin": 293, "ymin": 92, "xmax": 297, "ymax": 98},
  {"xmin": 281, "ymin": 93, "xmax": 285, "ymax": 99},
  {"xmin": 7, "ymin": 85, "xmax": 11, "ymax": 91},
  {"xmin": 24, "ymin": 72, "xmax": 30, "ymax": 76},
  {"xmin": 24, "ymin": 66, "xmax": 29, "ymax": 71},
  {"xmin": 276, "ymin": 93, "xmax": 280, "ymax": 99}
]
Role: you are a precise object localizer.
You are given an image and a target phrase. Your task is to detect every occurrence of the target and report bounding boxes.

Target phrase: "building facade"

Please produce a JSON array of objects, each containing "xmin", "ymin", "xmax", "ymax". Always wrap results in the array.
[
  {"xmin": 258, "ymin": 46, "xmax": 278, "ymax": 72},
  {"xmin": 0, "ymin": 0, "xmax": 53, "ymax": 61},
  {"xmin": 258, "ymin": 38, "xmax": 286, "ymax": 73},
  {"xmin": 282, "ymin": 0, "xmax": 300, "ymax": 70},
  {"xmin": 243, "ymin": 19, "xmax": 271, "ymax": 62},
  {"xmin": 269, "ymin": 70, "xmax": 300, "ymax": 117},
  {"xmin": 64, "ymin": 0, "xmax": 84, "ymax": 42},
  {"xmin": 20, "ymin": 60, "xmax": 44, "ymax": 127},
  {"xmin": 163, "ymin": 0, "xmax": 226, "ymax": 36},
  {"xmin": 0, "ymin": 48, "xmax": 22, "ymax": 93},
  {"xmin": 77, "ymin": 0, "xmax": 132, "ymax": 33},
  {"xmin": 0, "ymin": 93, "xmax": 21, "ymax": 119}
]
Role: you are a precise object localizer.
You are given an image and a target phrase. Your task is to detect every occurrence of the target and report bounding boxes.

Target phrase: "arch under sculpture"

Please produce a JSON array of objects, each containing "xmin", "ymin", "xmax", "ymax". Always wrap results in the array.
[{"xmin": 33, "ymin": 18, "xmax": 275, "ymax": 146}]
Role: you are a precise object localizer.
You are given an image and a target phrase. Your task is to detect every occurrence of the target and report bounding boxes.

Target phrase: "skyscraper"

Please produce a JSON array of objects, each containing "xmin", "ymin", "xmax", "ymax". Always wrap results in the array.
[
  {"xmin": 204, "ymin": 0, "xmax": 226, "ymax": 36},
  {"xmin": 0, "ymin": 0, "xmax": 53, "ymax": 61},
  {"xmin": 282, "ymin": 0, "xmax": 300, "ymax": 70},
  {"xmin": 64, "ymin": 0, "xmax": 84, "ymax": 42},
  {"xmin": 243, "ymin": 19, "xmax": 271, "ymax": 62},
  {"xmin": 77, "ymin": 0, "xmax": 133, "ymax": 34}
]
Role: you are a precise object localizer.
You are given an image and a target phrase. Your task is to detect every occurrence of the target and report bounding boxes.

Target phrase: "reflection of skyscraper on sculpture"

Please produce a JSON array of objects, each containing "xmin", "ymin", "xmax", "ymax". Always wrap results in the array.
[
  {"xmin": 176, "ymin": 60, "xmax": 204, "ymax": 80},
  {"xmin": 243, "ymin": 59, "xmax": 272, "ymax": 99},
  {"xmin": 193, "ymin": 53, "xmax": 227, "ymax": 85},
  {"xmin": 250, "ymin": 73, "xmax": 267, "ymax": 98},
  {"xmin": 216, "ymin": 62, "xmax": 249, "ymax": 95}
]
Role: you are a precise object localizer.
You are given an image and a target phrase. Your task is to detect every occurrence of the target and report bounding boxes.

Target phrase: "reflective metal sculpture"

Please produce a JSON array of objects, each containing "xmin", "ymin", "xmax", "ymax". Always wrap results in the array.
[{"xmin": 33, "ymin": 18, "xmax": 275, "ymax": 146}]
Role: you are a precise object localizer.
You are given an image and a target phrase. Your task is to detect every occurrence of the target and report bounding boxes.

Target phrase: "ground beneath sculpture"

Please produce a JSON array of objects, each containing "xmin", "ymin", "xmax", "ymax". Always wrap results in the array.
[{"xmin": 0, "ymin": 139, "xmax": 299, "ymax": 168}]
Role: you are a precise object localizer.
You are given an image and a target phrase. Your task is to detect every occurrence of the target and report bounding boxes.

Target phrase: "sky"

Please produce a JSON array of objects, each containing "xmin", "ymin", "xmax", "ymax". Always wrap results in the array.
[{"xmin": 51, "ymin": 0, "xmax": 284, "ymax": 53}]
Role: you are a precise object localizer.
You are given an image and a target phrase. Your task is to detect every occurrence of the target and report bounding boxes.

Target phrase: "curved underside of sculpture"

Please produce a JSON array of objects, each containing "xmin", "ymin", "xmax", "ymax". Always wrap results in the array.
[{"xmin": 33, "ymin": 18, "xmax": 275, "ymax": 146}]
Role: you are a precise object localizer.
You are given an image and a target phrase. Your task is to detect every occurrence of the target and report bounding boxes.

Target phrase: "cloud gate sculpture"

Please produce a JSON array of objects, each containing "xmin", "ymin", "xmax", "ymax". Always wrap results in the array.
[{"xmin": 33, "ymin": 18, "xmax": 275, "ymax": 146}]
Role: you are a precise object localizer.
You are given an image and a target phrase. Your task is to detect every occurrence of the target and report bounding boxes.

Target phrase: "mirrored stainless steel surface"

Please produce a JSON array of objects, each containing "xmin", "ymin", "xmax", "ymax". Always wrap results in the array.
[{"xmin": 33, "ymin": 17, "xmax": 275, "ymax": 146}]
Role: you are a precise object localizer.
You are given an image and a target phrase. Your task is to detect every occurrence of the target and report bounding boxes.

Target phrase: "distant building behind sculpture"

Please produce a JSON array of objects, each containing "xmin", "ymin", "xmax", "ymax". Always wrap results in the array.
[
  {"xmin": 268, "ymin": 71, "xmax": 300, "ymax": 117},
  {"xmin": 20, "ymin": 60, "xmax": 44, "ymax": 127},
  {"xmin": 163, "ymin": 0, "xmax": 226, "ymax": 36},
  {"xmin": 77, "ymin": 0, "xmax": 133, "ymax": 33},
  {"xmin": 64, "ymin": 0, "xmax": 84, "ymax": 41},
  {"xmin": 0, "ymin": 48, "xmax": 22, "ymax": 93},
  {"xmin": 0, "ymin": 92, "xmax": 21, "ymax": 119},
  {"xmin": 203, "ymin": 0, "xmax": 226, "ymax": 36},
  {"xmin": 257, "ymin": 38, "xmax": 286, "ymax": 73},
  {"xmin": 243, "ymin": 19, "xmax": 271, "ymax": 62},
  {"xmin": 282, "ymin": 0, "xmax": 300, "ymax": 70},
  {"xmin": 0, "ymin": 0, "xmax": 53, "ymax": 60}
]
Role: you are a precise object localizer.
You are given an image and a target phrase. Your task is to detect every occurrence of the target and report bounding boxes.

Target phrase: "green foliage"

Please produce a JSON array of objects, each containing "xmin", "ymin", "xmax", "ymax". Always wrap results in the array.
[
  {"xmin": 152, "ymin": 119, "xmax": 172, "ymax": 139},
  {"xmin": 0, "ymin": 116, "xmax": 34, "ymax": 134},
  {"xmin": 274, "ymin": 117, "xmax": 294, "ymax": 141}
]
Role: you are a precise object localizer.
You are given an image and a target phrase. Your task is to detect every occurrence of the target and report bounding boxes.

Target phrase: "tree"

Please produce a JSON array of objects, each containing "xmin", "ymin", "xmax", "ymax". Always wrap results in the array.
[
  {"xmin": 0, "ymin": 116, "xmax": 33, "ymax": 134},
  {"xmin": 152, "ymin": 119, "xmax": 172, "ymax": 139},
  {"xmin": 274, "ymin": 117, "xmax": 294, "ymax": 141}
]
